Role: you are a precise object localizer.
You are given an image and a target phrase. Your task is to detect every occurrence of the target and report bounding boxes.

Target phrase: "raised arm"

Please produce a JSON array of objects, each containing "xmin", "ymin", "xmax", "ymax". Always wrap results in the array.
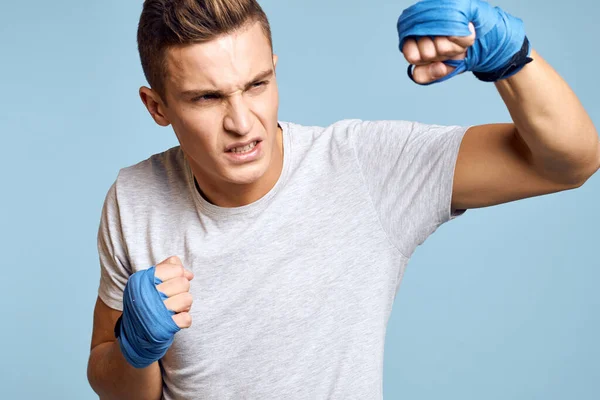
[
  {"xmin": 452, "ymin": 49, "xmax": 600, "ymax": 210},
  {"xmin": 398, "ymin": 1, "xmax": 600, "ymax": 211}
]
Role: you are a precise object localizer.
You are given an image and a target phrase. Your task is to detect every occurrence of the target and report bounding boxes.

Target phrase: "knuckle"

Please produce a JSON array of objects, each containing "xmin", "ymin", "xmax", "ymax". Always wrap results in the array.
[
  {"xmin": 402, "ymin": 41, "xmax": 419, "ymax": 63},
  {"xmin": 405, "ymin": 52, "xmax": 420, "ymax": 64},
  {"xmin": 434, "ymin": 39, "xmax": 453, "ymax": 56},
  {"xmin": 417, "ymin": 38, "xmax": 435, "ymax": 60},
  {"xmin": 421, "ymin": 48, "xmax": 436, "ymax": 61},
  {"xmin": 183, "ymin": 292, "xmax": 194, "ymax": 306},
  {"xmin": 179, "ymin": 312, "xmax": 192, "ymax": 328},
  {"xmin": 178, "ymin": 276, "xmax": 191, "ymax": 291}
]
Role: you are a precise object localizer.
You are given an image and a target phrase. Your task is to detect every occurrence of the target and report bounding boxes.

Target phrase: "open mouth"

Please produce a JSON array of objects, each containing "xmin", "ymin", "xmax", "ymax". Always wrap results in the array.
[{"xmin": 227, "ymin": 140, "xmax": 260, "ymax": 154}]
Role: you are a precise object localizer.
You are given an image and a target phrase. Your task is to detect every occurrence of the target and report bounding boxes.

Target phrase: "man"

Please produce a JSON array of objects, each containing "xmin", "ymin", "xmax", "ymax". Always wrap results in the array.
[{"xmin": 87, "ymin": 0, "xmax": 599, "ymax": 399}]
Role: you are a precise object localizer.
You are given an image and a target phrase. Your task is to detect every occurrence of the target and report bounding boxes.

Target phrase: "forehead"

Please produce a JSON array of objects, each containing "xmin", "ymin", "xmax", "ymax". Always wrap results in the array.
[{"xmin": 165, "ymin": 22, "xmax": 273, "ymax": 95}]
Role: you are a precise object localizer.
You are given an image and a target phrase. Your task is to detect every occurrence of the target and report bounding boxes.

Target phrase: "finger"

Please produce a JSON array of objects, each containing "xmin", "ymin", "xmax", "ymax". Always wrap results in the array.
[
  {"xmin": 411, "ymin": 61, "xmax": 452, "ymax": 84},
  {"xmin": 433, "ymin": 37, "xmax": 467, "ymax": 58},
  {"xmin": 156, "ymin": 276, "xmax": 190, "ymax": 297},
  {"xmin": 402, "ymin": 38, "xmax": 421, "ymax": 65},
  {"xmin": 182, "ymin": 268, "xmax": 194, "ymax": 281},
  {"xmin": 172, "ymin": 312, "xmax": 192, "ymax": 329},
  {"xmin": 159, "ymin": 255, "xmax": 183, "ymax": 266},
  {"xmin": 164, "ymin": 292, "xmax": 193, "ymax": 313},
  {"xmin": 161, "ymin": 256, "xmax": 194, "ymax": 280},
  {"xmin": 448, "ymin": 22, "xmax": 476, "ymax": 47},
  {"xmin": 416, "ymin": 37, "xmax": 437, "ymax": 63},
  {"xmin": 155, "ymin": 262, "xmax": 194, "ymax": 283}
]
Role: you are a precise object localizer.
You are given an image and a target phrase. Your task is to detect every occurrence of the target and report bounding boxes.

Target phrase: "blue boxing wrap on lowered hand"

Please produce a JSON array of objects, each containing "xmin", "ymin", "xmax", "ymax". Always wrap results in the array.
[
  {"xmin": 397, "ymin": 0, "xmax": 532, "ymax": 85},
  {"xmin": 118, "ymin": 266, "xmax": 181, "ymax": 368}
]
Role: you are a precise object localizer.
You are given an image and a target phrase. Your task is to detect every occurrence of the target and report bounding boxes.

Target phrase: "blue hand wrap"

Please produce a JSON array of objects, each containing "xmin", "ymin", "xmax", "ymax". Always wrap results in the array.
[
  {"xmin": 397, "ymin": 0, "xmax": 533, "ymax": 84},
  {"xmin": 118, "ymin": 266, "xmax": 181, "ymax": 368}
]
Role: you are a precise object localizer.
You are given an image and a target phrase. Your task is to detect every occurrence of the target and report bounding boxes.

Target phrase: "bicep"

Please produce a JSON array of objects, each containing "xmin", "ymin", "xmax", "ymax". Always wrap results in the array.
[
  {"xmin": 452, "ymin": 123, "xmax": 574, "ymax": 210},
  {"xmin": 90, "ymin": 296, "xmax": 122, "ymax": 351}
]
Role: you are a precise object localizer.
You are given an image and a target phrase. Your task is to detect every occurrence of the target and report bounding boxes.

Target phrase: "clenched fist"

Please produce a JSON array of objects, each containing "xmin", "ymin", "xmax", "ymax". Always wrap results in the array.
[
  {"xmin": 155, "ymin": 256, "xmax": 195, "ymax": 329},
  {"xmin": 401, "ymin": 22, "xmax": 476, "ymax": 84},
  {"xmin": 117, "ymin": 255, "xmax": 195, "ymax": 368}
]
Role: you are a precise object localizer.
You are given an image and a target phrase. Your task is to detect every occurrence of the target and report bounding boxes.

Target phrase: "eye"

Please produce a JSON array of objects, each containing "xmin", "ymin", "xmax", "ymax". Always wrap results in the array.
[
  {"xmin": 193, "ymin": 93, "xmax": 221, "ymax": 103},
  {"xmin": 251, "ymin": 81, "xmax": 267, "ymax": 89}
]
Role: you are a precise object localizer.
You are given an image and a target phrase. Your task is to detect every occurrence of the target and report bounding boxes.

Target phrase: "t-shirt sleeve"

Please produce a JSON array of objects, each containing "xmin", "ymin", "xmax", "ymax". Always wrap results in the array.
[
  {"xmin": 97, "ymin": 179, "xmax": 132, "ymax": 311},
  {"xmin": 349, "ymin": 119, "xmax": 469, "ymax": 258}
]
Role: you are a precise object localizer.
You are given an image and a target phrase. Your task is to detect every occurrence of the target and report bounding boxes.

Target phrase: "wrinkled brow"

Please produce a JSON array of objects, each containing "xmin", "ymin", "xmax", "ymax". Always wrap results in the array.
[{"xmin": 179, "ymin": 69, "xmax": 274, "ymax": 99}]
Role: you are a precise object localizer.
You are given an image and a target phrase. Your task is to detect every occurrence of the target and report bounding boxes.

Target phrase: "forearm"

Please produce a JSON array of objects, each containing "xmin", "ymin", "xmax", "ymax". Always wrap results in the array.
[
  {"xmin": 495, "ymin": 49, "xmax": 600, "ymax": 184},
  {"xmin": 87, "ymin": 340, "xmax": 162, "ymax": 400}
]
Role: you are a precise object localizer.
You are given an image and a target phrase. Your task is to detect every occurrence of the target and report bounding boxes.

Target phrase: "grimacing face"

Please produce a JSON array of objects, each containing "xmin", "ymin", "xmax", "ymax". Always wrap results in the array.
[{"xmin": 140, "ymin": 21, "xmax": 281, "ymax": 202}]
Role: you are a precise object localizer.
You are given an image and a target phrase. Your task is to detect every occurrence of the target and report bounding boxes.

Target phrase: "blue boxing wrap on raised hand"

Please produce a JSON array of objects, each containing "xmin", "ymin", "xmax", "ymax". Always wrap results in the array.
[
  {"xmin": 118, "ymin": 266, "xmax": 181, "ymax": 368},
  {"xmin": 397, "ymin": 0, "xmax": 533, "ymax": 85}
]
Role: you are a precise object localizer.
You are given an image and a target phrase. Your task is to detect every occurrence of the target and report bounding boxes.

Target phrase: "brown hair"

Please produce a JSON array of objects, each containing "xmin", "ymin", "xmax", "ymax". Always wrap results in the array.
[{"xmin": 137, "ymin": 0, "xmax": 273, "ymax": 102}]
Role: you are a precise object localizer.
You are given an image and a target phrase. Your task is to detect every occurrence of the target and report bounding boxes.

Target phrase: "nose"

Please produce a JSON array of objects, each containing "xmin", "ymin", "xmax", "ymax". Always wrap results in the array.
[{"xmin": 223, "ymin": 93, "xmax": 253, "ymax": 136}]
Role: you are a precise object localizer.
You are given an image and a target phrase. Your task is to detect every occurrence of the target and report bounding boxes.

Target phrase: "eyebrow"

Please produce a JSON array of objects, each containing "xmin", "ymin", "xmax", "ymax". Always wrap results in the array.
[{"xmin": 180, "ymin": 69, "xmax": 274, "ymax": 99}]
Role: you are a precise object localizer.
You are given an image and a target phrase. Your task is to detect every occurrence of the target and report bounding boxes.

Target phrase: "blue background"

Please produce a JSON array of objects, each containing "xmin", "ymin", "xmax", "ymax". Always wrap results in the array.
[{"xmin": 1, "ymin": 0, "xmax": 598, "ymax": 398}]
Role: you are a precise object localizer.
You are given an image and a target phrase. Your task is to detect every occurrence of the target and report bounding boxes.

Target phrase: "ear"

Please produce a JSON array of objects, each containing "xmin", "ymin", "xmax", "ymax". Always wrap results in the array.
[{"xmin": 139, "ymin": 87, "xmax": 171, "ymax": 127}]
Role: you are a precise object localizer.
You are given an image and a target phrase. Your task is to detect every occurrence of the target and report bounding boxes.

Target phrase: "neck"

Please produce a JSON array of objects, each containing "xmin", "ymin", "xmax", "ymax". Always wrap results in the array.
[{"xmin": 192, "ymin": 126, "xmax": 284, "ymax": 208}]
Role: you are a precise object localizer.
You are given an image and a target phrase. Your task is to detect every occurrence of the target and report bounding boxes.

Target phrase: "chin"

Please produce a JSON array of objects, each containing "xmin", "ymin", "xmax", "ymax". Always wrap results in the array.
[{"xmin": 224, "ymin": 162, "xmax": 270, "ymax": 185}]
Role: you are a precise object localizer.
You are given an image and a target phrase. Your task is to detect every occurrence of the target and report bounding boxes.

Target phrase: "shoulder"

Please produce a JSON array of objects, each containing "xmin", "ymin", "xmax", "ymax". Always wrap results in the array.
[
  {"xmin": 288, "ymin": 119, "xmax": 419, "ymax": 140},
  {"xmin": 283, "ymin": 119, "xmax": 365, "ymax": 148},
  {"xmin": 112, "ymin": 146, "xmax": 188, "ymax": 206},
  {"xmin": 119, "ymin": 145, "xmax": 184, "ymax": 181},
  {"xmin": 284, "ymin": 119, "xmax": 362, "ymax": 135}
]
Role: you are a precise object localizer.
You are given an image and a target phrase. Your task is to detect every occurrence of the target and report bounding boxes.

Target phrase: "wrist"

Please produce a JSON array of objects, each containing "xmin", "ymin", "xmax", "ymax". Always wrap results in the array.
[{"xmin": 473, "ymin": 36, "xmax": 534, "ymax": 82}]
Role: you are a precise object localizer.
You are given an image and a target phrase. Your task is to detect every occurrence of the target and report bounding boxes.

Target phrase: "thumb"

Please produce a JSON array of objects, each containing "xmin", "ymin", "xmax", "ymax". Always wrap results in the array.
[
  {"xmin": 448, "ymin": 22, "xmax": 476, "ymax": 48},
  {"xmin": 162, "ymin": 255, "xmax": 182, "ymax": 266},
  {"xmin": 411, "ymin": 61, "xmax": 452, "ymax": 85},
  {"xmin": 164, "ymin": 255, "xmax": 194, "ymax": 280}
]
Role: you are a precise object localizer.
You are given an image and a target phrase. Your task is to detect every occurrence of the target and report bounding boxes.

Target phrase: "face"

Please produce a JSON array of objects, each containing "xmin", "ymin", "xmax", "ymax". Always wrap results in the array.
[{"xmin": 142, "ymin": 22, "xmax": 280, "ymax": 192}]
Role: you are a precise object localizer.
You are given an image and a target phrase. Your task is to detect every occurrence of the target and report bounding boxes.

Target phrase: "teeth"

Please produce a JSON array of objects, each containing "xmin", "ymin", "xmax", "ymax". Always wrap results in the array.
[{"xmin": 231, "ymin": 141, "xmax": 257, "ymax": 154}]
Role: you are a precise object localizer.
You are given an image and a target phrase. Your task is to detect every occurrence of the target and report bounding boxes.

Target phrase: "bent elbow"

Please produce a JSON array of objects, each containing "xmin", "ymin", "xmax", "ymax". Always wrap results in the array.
[
  {"xmin": 570, "ymin": 141, "xmax": 600, "ymax": 188},
  {"xmin": 595, "ymin": 140, "xmax": 600, "ymax": 175}
]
